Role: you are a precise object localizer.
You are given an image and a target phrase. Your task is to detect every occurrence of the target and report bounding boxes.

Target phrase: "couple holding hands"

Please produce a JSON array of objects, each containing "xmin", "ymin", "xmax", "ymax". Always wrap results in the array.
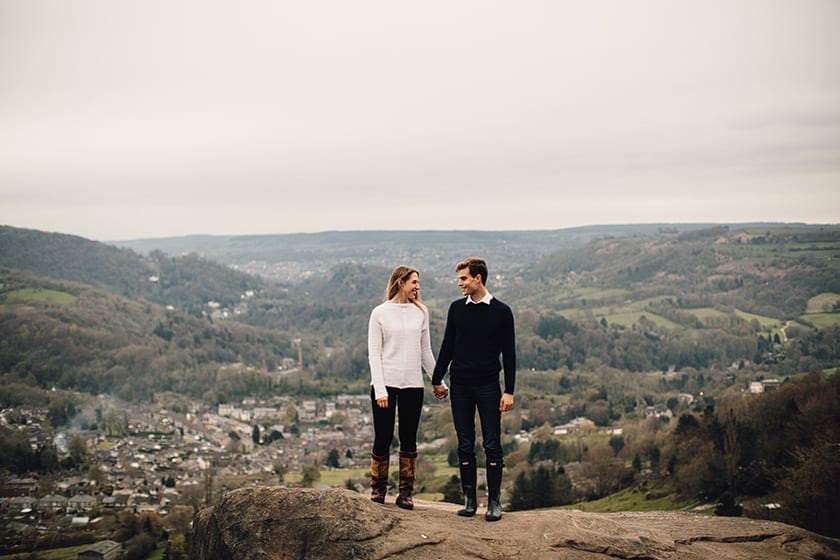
[{"xmin": 367, "ymin": 257, "xmax": 516, "ymax": 521}]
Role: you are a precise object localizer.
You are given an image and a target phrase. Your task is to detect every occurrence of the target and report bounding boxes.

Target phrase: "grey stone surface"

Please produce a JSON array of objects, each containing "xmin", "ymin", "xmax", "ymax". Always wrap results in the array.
[{"xmin": 191, "ymin": 487, "xmax": 840, "ymax": 560}]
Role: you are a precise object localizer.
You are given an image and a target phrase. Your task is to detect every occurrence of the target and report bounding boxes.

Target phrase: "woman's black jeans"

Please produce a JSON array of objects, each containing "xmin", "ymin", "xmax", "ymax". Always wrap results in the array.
[
  {"xmin": 450, "ymin": 380, "xmax": 503, "ymax": 463},
  {"xmin": 370, "ymin": 386, "xmax": 424, "ymax": 457}
]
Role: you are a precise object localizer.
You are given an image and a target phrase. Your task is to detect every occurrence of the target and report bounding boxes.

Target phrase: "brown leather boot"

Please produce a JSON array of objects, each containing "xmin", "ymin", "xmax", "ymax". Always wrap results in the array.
[
  {"xmin": 370, "ymin": 452, "xmax": 389, "ymax": 504},
  {"xmin": 395, "ymin": 451, "xmax": 417, "ymax": 510}
]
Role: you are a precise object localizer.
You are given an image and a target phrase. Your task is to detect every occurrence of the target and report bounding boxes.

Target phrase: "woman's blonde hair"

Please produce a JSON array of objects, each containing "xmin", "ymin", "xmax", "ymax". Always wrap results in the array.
[{"xmin": 385, "ymin": 265, "xmax": 424, "ymax": 310}]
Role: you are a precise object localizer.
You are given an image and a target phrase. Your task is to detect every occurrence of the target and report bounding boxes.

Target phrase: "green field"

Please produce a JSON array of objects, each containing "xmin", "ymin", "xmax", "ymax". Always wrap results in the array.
[
  {"xmin": 426, "ymin": 454, "xmax": 458, "ymax": 484},
  {"xmin": 5, "ymin": 287, "xmax": 77, "ymax": 304},
  {"xmin": 562, "ymin": 485, "xmax": 697, "ymax": 513},
  {"xmin": 690, "ymin": 307, "xmax": 730, "ymax": 322},
  {"xmin": 416, "ymin": 455, "xmax": 458, "ymax": 501},
  {"xmin": 713, "ymin": 237, "xmax": 840, "ymax": 258},
  {"xmin": 514, "ymin": 286, "xmax": 632, "ymax": 308},
  {"xmin": 550, "ymin": 294, "xmax": 682, "ymax": 330},
  {"xmin": 733, "ymin": 309, "xmax": 781, "ymax": 329},
  {"xmin": 800, "ymin": 313, "xmax": 840, "ymax": 329},
  {"xmin": 603, "ymin": 311, "xmax": 681, "ymax": 329},
  {"xmin": 806, "ymin": 293, "xmax": 840, "ymax": 314},
  {"xmin": 572, "ymin": 287, "xmax": 631, "ymax": 300},
  {"xmin": 582, "ymin": 295, "xmax": 668, "ymax": 315}
]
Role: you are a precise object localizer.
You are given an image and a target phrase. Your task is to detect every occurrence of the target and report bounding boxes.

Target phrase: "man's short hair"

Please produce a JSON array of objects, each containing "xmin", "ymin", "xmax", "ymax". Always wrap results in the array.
[{"xmin": 456, "ymin": 257, "xmax": 488, "ymax": 285}]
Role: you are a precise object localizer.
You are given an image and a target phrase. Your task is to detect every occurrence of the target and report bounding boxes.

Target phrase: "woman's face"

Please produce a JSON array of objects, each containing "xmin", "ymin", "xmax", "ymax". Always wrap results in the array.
[{"xmin": 400, "ymin": 272, "xmax": 421, "ymax": 301}]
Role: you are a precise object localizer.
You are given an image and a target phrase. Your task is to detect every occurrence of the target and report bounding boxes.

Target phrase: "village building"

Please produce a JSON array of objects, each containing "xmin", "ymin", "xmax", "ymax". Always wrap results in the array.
[{"xmin": 78, "ymin": 539, "xmax": 121, "ymax": 560}]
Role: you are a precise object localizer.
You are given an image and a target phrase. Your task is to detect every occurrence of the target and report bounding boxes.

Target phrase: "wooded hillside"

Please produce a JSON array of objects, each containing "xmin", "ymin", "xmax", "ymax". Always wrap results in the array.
[{"xmin": 2, "ymin": 224, "xmax": 838, "ymax": 398}]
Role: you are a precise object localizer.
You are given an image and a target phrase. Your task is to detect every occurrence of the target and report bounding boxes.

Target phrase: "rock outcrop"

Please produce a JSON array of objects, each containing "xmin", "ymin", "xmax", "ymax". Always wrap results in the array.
[{"xmin": 191, "ymin": 487, "xmax": 840, "ymax": 560}]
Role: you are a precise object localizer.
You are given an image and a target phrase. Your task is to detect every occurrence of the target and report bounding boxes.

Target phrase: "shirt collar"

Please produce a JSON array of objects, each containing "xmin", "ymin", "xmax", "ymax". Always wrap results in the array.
[{"xmin": 465, "ymin": 291, "xmax": 493, "ymax": 305}]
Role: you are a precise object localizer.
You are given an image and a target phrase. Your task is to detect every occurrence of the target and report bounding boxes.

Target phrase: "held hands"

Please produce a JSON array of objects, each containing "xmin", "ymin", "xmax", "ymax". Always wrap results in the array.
[
  {"xmin": 432, "ymin": 384, "xmax": 448, "ymax": 400},
  {"xmin": 499, "ymin": 392, "xmax": 514, "ymax": 412}
]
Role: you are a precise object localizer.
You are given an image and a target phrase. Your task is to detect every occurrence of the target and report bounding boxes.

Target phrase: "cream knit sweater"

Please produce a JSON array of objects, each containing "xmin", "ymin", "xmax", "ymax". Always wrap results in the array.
[{"xmin": 368, "ymin": 301, "xmax": 438, "ymax": 400}]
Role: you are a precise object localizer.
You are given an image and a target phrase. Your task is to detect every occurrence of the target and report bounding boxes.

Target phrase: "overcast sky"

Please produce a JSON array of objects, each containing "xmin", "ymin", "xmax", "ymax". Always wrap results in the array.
[{"xmin": 1, "ymin": 1, "xmax": 838, "ymax": 241}]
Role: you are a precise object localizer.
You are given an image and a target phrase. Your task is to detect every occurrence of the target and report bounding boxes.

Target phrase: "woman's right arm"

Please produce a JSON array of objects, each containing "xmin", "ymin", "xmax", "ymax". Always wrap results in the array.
[{"xmin": 368, "ymin": 309, "xmax": 388, "ymax": 401}]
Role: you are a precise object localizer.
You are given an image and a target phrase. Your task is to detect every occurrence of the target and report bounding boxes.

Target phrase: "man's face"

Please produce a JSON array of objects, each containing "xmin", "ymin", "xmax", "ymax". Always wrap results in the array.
[{"xmin": 457, "ymin": 267, "xmax": 483, "ymax": 298}]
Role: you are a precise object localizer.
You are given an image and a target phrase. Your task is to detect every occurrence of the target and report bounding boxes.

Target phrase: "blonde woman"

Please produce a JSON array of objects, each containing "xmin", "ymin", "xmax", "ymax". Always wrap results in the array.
[{"xmin": 368, "ymin": 265, "xmax": 447, "ymax": 509}]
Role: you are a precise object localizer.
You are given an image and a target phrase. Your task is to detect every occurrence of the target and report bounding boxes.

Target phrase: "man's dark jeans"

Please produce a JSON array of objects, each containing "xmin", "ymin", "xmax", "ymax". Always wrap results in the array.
[{"xmin": 450, "ymin": 380, "xmax": 503, "ymax": 463}]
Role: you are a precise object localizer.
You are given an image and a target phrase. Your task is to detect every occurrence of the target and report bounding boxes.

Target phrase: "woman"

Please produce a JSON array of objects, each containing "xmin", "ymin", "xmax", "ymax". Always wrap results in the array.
[{"xmin": 368, "ymin": 265, "xmax": 446, "ymax": 509}]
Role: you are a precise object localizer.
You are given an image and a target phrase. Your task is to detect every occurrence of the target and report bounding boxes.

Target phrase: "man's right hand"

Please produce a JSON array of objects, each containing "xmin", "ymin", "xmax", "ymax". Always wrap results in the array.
[{"xmin": 432, "ymin": 384, "xmax": 448, "ymax": 399}]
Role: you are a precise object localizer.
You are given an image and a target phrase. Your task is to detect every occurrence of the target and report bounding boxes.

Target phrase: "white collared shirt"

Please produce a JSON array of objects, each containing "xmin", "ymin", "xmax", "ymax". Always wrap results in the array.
[{"xmin": 466, "ymin": 291, "xmax": 493, "ymax": 305}]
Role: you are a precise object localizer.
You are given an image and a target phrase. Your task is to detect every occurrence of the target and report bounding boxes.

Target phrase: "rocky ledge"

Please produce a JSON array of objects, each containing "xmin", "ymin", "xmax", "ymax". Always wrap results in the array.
[{"xmin": 191, "ymin": 487, "xmax": 840, "ymax": 560}]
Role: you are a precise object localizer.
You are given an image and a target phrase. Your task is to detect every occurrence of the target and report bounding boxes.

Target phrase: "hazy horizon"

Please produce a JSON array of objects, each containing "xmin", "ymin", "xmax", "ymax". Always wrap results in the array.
[
  {"xmin": 106, "ymin": 220, "xmax": 840, "ymax": 243},
  {"xmin": 2, "ymin": 1, "xmax": 838, "ymax": 241},
  {"xmin": 6, "ymin": 220, "xmax": 839, "ymax": 246}
]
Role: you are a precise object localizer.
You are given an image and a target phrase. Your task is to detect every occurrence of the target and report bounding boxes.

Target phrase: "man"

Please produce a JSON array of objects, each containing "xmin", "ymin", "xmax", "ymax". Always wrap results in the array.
[{"xmin": 432, "ymin": 257, "xmax": 516, "ymax": 521}]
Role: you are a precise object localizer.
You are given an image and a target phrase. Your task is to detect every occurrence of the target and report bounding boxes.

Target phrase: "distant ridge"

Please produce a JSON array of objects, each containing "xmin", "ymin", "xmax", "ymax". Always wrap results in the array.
[{"xmin": 109, "ymin": 222, "xmax": 820, "ymax": 268}]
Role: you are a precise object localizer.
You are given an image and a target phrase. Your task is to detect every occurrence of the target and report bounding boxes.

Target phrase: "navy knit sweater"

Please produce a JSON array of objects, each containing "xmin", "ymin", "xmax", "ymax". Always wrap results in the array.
[{"xmin": 432, "ymin": 296, "xmax": 516, "ymax": 394}]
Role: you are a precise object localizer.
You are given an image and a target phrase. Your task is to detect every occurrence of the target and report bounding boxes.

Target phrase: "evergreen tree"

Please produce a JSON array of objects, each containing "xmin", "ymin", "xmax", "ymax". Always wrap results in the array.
[
  {"xmin": 447, "ymin": 448, "xmax": 458, "ymax": 467},
  {"xmin": 163, "ymin": 534, "xmax": 188, "ymax": 560},
  {"xmin": 609, "ymin": 435, "xmax": 625, "ymax": 455},
  {"xmin": 326, "ymin": 449, "xmax": 340, "ymax": 468},
  {"xmin": 442, "ymin": 475, "xmax": 462, "ymax": 504},
  {"xmin": 301, "ymin": 463, "xmax": 321, "ymax": 487},
  {"xmin": 509, "ymin": 465, "xmax": 573, "ymax": 511}
]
